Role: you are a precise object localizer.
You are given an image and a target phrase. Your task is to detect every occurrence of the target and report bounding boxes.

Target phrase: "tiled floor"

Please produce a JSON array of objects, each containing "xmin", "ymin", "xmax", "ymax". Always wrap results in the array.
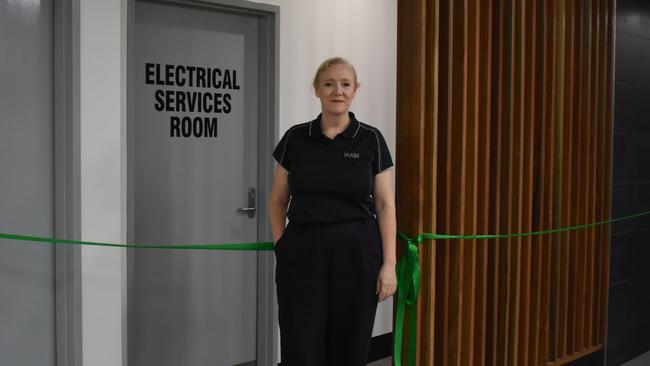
[
  {"xmin": 622, "ymin": 351, "xmax": 650, "ymax": 366},
  {"xmin": 372, "ymin": 351, "xmax": 650, "ymax": 366},
  {"xmin": 367, "ymin": 351, "xmax": 650, "ymax": 366},
  {"xmin": 367, "ymin": 357, "xmax": 391, "ymax": 366}
]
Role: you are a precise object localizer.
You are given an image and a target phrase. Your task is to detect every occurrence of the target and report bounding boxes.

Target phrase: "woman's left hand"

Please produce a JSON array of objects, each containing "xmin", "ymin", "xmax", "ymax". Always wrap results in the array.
[{"xmin": 376, "ymin": 262, "xmax": 397, "ymax": 302}]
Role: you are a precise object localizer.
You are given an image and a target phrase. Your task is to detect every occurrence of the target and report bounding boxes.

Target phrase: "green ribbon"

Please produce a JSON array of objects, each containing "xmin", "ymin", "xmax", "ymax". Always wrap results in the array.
[
  {"xmin": 394, "ymin": 232, "xmax": 420, "ymax": 366},
  {"xmin": 391, "ymin": 209, "xmax": 650, "ymax": 366},
  {"xmin": 2, "ymin": 209, "xmax": 650, "ymax": 366},
  {"xmin": 0, "ymin": 232, "xmax": 274, "ymax": 251}
]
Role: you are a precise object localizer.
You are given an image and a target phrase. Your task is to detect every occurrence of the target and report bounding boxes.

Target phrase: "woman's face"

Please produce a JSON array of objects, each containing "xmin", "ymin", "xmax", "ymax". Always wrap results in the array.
[{"xmin": 314, "ymin": 63, "xmax": 357, "ymax": 116}]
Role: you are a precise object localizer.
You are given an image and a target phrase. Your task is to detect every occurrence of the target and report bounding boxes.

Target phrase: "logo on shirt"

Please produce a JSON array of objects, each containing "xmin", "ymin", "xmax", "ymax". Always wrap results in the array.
[{"xmin": 343, "ymin": 152, "xmax": 360, "ymax": 159}]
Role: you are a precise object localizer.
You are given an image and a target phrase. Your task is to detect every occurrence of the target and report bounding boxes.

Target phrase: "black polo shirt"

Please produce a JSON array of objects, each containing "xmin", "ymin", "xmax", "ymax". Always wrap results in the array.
[{"xmin": 272, "ymin": 111, "xmax": 394, "ymax": 224}]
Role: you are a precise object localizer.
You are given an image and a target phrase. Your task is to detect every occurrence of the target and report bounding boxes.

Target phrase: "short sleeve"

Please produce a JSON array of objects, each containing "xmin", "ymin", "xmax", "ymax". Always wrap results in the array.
[
  {"xmin": 372, "ymin": 129, "xmax": 394, "ymax": 175},
  {"xmin": 272, "ymin": 128, "xmax": 293, "ymax": 171}
]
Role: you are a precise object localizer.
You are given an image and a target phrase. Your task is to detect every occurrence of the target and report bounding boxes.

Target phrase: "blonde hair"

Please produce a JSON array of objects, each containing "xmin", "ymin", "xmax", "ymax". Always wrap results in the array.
[{"xmin": 312, "ymin": 57, "xmax": 361, "ymax": 90}]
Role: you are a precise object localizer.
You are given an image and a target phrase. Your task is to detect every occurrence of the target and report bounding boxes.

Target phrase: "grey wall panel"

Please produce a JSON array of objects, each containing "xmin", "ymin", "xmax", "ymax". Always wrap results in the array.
[
  {"xmin": 608, "ymin": 1, "xmax": 650, "ymax": 365},
  {"xmin": 0, "ymin": 0, "xmax": 56, "ymax": 365}
]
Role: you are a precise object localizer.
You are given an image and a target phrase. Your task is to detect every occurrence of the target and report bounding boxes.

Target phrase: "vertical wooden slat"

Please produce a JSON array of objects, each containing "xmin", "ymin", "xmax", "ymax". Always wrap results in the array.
[
  {"xmin": 395, "ymin": 0, "xmax": 426, "ymax": 364},
  {"xmin": 585, "ymin": 0, "xmax": 597, "ymax": 343},
  {"xmin": 489, "ymin": 0, "xmax": 505, "ymax": 364},
  {"xmin": 420, "ymin": 0, "xmax": 439, "ymax": 362},
  {"xmin": 576, "ymin": 1, "xmax": 588, "ymax": 355},
  {"xmin": 582, "ymin": 0, "xmax": 593, "ymax": 351},
  {"xmin": 585, "ymin": 0, "xmax": 596, "ymax": 350},
  {"xmin": 570, "ymin": 0, "xmax": 581, "ymax": 356},
  {"xmin": 510, "ymin": 0, "xmax": 525, "ymax": 363},
  {"xmin": 504, "ymin": 0, "xmax": 517, "ymax": 364},
  {"xmin": 444, "ymin": 0, "xmax": 453, "ymax": 363},
  {"xmin": 573, "ymin": 0, "xmax": 586, "ymax": 353},
  {"xmin": 475, "ymin": 0, "xmax": 493, "ymax": 363},
  {"xmin": 552, "ymin": 0, "xmax": 566, "ymax": 360},
  {"xmin": 488, "ymin": 0, "xmax": 505, "ymax": 363},
  {"xmin": 530, "ymin": 0, "xmax": 547, "ymax": 362},
  {"xmin": 520, "ymin": 0, "xmax": 536, "ymax": 361},
  {"xmin": 432, "ymin": 0, "xmax": 448, "ymax": 363},
  {"xmin": 594, "ymin": 0, "xmax": 604, "ymax": 343},
  {"xmin": 449, "ymin": 0, "xmax": 467, "ymax": 363},
  {"xmin": 454, "ymin": 27, "xmax": 466, "ymax": 365},
  {"xmin": 455, "ymin": 0, "xmax": 472, "ymax": 364},
  {"xmin": 436, "ymin": 0, "xmax": 452, "ymax": 363},
  {"xmin": 580, "ymin": 0, "xmax": 589, "ymax": 353},
  {"xmin": 594, "ymin": 0, "xmax": 606, "ymax": 345},
  {"xmin": 539, "ymin": 0, "xmax": 557, "ymax": 363},
  {"xmin": 462, "ymin": 0, "xmax": 479, "ymax": 363},
  {"xmin": 395, "ymin": 0, "xmax": 613, "ymax": 364},
  {"xmin": 563, "ymin": 0, "xmax": 577, "ymax": 357}
]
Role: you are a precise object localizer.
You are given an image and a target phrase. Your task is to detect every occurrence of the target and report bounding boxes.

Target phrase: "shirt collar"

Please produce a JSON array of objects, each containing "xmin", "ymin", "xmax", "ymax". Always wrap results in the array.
[{"xmin": 308, "ymin": 111, "xmax": 361, "ymax": 139}]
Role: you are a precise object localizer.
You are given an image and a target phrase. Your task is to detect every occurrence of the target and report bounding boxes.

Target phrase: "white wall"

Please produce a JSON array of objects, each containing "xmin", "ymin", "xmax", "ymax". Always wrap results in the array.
[
  {"xmin": 78, "ymin": 0, "xmax": 396, "ymax": 364},
  {"xmin": 253, "ymin": 0, "xmax": 398, "ymax": 336},
  {"xmin": 80, "ymin": 0, "xmax": 127, "ymax": 365}
]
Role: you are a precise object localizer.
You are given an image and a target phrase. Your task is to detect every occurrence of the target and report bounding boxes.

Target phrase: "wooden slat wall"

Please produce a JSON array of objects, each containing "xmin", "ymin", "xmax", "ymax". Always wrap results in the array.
[{"xmin": 394, "ymin": 0, "xmax": 614, "ymax": 365}]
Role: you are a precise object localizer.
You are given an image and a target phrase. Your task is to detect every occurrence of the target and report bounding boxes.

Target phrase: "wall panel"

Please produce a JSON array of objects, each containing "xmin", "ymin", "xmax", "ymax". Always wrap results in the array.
[{"xmin": 395, "ymin": 0, "xmax": 614, "ymax": 364}]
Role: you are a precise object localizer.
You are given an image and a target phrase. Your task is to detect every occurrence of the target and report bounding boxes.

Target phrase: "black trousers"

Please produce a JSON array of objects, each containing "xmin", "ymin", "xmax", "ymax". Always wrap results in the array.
[{"xmin": 274, "ymin": 217, "xmax": 384, "ymax": 366}]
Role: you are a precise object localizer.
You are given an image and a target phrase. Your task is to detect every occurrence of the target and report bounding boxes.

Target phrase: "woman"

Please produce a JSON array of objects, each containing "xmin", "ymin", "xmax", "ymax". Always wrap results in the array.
[{"xmin": 269, "ymin": 57, "xmax": 397, "ymax": 366}]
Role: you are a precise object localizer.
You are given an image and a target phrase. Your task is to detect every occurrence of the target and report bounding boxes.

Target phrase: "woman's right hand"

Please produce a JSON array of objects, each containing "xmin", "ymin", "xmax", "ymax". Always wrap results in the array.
[{"xmin": 269, "ymin": 164, "xmax": 290, "ymax": 246}]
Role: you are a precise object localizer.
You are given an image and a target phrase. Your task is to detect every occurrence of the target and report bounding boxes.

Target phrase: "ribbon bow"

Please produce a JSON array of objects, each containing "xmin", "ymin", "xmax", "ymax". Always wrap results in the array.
[{"xmin": 394, "ymin": 232, "xmax": 422, "ymax": 366}]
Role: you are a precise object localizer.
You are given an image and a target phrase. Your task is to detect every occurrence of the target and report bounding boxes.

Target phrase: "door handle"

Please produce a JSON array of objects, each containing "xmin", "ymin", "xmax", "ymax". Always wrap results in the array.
[{"xmin": 237, "ymin": 187, "xmax": 256, "ymax": 218}]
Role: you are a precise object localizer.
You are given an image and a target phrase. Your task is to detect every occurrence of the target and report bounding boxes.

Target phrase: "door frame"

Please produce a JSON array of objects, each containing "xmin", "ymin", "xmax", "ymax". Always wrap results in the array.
[
  {"xmin": 54, "ymin": 0, "xmax": 83, "ymax": 365},
  {"xmin": 125, "ymin": 1, "xmax": 280, "ymax": 364}
]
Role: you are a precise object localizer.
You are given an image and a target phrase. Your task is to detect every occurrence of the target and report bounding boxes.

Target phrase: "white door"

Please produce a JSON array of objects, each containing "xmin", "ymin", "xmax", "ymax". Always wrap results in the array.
[{"xmin": 129, "ymin": 1, "xmax": 263, "ymax": 365}]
